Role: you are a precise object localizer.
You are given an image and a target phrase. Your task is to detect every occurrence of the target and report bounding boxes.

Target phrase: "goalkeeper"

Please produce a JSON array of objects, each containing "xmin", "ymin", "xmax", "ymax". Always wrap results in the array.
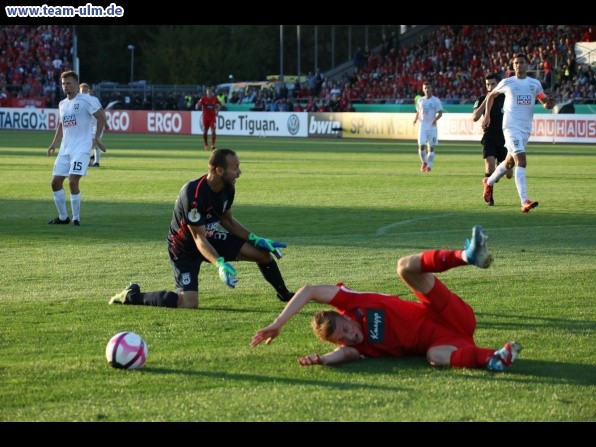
[{"xmin": 109, "ymin": 148, "xmax": 293, "ymax": 309}]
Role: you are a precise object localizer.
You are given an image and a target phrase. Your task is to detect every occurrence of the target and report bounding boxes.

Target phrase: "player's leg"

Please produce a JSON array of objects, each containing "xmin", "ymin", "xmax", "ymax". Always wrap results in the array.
[
  {"xmin": 48, "ymin": 155, "xmax": 70, "ymax": 224},
  {"xmin": 109, "ymin": 256, "xmax": 198, "ymax": 308},
  {"xmin": 425, "ymin": 131, "xmax": 437, "ymax": 171},
  {"xmin": 202, "ymin": 119, "xmax": 209, "ymax": 150},
  {"xmin": 230, "ymin": 235, "xmax": 294, "ymax": 302},
  {"xmin": 92, "ymin": 146, "xmax": 101, "ymax": 166},
  {"xmin": 68, "ymin": 153, "xmax": 90, "ymax": 225},
  {"xmin": 512, "ymin": 132, "xmax": 538, "ymax": 212},
  {"xmin": 429, "ymin": 340, "xmax": 522, "ymax": 371},
  {"xmin": 482, "ymin": 141, "xmax": 497, "ymax": 205},
  {"xmin": 487, "ymin": 129, "xmax": 517, "ymax": 185},
  {"xmin": 397, "ymin": 225, "xmax": 492, "ymax": 293},
  {"xmin": 170, "ymin": 255, "xmax": 200, "ymax": 308},
  {"xmin": 68, "ymin": 174, "xmax": 82, "ymax": 226},
  {"xmin": 417, "ymin": 131, "xmax": 427, "ymax": 171},
  {"xmin": 496, "ymin": 145, "xmax": 513, "ymax": 179},
  {"xmin": 210, "ymin": 121, "xmax": 216, "ymax": 149},
  {"xmin": 109, "ymin": 282, "xmax": 182, "ymax": 308}
]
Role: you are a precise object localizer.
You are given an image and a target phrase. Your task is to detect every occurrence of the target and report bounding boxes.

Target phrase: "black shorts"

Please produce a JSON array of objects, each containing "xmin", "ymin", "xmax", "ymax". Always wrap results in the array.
[
  {"xmin": 482, "ymin": 139, "xmax": 507, "ymax": 163},
  {"xmin": 168, "ymin": 232, "xmax": 245, "ymax": 292}
]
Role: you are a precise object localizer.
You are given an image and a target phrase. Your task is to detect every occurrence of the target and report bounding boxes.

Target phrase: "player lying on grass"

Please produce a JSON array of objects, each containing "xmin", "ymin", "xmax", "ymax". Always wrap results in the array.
[{"xmin": 251, "ymin": 225, "xmax": 522, "ymax": 372}]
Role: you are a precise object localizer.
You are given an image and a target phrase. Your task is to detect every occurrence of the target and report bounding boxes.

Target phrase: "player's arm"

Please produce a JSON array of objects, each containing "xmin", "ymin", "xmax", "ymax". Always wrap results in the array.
[
  {"xmin": 251, "ymin": 284, "xmax": 340, "ymax": 347},
  {"xmin": 187, "ymin": 223, "xmax": 222, "ymax": 264},
  {"xmin": 537, "ymin": 92, "xmax": 556, "ymax": 109},
  {"xmin": 221, "ymin": 209, "xmax": 287, "ymax": 258},
  {"xmin": 481, "ymin": 90, "xmax": 498, "ymax": 128},
  {"xmin": 432, "ymin": 110, "xmax": 443, "ymax": 125},
  {"xmin": 101, "ymin": 109, "xmax": 109, "ymax": 130},
  {"xmin": 48, "ymin": 121, "xmax": 63, "ymax": 155},
  {"xmin": 93, "ymin": 110, "xmax": 106, "ymax": 150},
  {"xmin": 219, "ymin": 208, "xmax": 250, "ymax": 240},
  {"xmin": 413, "ymin": 109, "xmax": 419, "ymax": 124},
  {"xmin": 299, "ymin": 345, "xmax": 361, "ymax": 366},
  {"xmin": 187, "ymin": 223, "xmax": 238, "ymax": 288},
  {"xmin": 471, "ymin": 97, "xmax": 486, "ymax": 122}
]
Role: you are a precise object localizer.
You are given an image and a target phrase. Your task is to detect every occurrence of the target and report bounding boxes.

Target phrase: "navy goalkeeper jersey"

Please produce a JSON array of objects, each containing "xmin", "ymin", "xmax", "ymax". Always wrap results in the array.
[{"xmin": 167, "ymin": 175, "xmax": 235, "ymax": 259}]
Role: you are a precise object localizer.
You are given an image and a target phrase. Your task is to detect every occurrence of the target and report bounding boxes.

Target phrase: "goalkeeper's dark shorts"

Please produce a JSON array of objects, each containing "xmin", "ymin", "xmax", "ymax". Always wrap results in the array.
[{"xmin": 168, "ymin": 232, "xmax": 245, "ymax": 292}]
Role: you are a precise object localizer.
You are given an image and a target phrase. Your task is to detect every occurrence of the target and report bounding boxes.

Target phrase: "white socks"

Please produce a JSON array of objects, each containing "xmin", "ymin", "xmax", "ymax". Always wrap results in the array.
[{"xmin": 53, "ymin": 189, "xmax": 68, "ymax": 220}]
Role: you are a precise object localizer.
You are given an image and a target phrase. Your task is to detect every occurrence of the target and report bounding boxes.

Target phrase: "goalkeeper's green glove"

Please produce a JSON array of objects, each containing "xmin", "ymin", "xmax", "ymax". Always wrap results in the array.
[
  {"xmin": 248, "ymin": 233, "xmax": 286, "ymax": 259},
  {"xmin": 216, "ymin": 257, "xmax": 238, "ymax": 288}
]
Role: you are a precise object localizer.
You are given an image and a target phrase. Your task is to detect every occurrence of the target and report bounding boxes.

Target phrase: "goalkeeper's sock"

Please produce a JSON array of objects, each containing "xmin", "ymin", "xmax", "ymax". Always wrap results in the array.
[
  {"xmin": 129, "ymin": 290, "xmax": 178, "ymax": 307},
  {"xmin": 420, "ymin": 250, "xmax": 467, "ymax": 273},
  {"xmin": 258, "ymin": 260, "xmax": 291, "ymax": 297}
]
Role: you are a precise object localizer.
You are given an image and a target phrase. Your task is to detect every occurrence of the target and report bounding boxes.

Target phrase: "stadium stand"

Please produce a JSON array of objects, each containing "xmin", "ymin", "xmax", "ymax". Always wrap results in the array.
[{"xmin": 1, "ymin": 25, "xmax": 593, "ymax": 110}]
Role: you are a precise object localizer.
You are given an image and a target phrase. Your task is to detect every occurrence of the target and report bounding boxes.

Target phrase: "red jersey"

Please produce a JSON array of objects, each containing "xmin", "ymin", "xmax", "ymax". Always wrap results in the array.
[
  {"xmin": 199, "ymin": 95, "xmax": 221, "ymax": 121},
  {"xmin": 330, "ymin": 282, "xmax": 476, "ymax": 358}
]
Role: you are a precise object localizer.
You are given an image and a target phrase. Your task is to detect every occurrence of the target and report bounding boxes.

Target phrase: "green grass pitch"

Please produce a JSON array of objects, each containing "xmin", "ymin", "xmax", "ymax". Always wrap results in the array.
[{"xmin": 0, "ymin": 130, "xmax": 594, "ymax": 422}]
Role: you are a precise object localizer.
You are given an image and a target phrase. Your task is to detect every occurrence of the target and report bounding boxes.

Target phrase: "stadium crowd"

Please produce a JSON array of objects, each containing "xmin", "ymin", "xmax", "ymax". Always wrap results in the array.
[
  {"xmin": 0, "ymin": 25, "xmax": 73, "ymax": 107},
  {"xmin": 1, "ymin": 25, "xmax": 594, "ymax": 110}
]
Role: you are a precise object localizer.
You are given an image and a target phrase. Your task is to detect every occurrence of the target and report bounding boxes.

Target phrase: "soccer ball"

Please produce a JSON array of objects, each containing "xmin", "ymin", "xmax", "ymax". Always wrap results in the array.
[{"xmin": 105, "ymin": 331, "xmax": 148, "ymax": 370}]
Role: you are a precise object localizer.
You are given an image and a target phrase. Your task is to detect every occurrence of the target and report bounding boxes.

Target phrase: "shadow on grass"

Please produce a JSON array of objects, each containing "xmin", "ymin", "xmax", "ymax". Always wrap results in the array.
[
  {"xmin": 140, "ymin": 359, "xmax": 427, "ymax": 392},
  {"xmin": 139, "ymin": 354, "xmax": 595, "ymax": 387},
  {"xmin": 476, "ymin": 312, "xmax": 596, "ymax": 333},
  {"xmin": 511, "ymin": 360, "xmax": 596, "ymax": 386}
]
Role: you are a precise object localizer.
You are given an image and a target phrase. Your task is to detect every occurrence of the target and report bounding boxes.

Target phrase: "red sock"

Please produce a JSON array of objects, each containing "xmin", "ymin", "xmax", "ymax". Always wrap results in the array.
[
  {"xmin": 450, "ymin": 346, "xmax": 495, "ymax": 368},
  {"xmin": 420, "ymin": 250, "xmax": 467, "ymax": 273}
]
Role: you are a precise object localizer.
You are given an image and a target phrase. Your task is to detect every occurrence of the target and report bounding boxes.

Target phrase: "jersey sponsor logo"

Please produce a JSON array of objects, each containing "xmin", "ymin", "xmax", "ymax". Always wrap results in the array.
[
  {"xmin": 205, "ymin": 221, "xmax": 219, "ymax": 237},
  {"xmin": 210, "ymin": 231, "xmax": 229, "ymax": 241},
  {"xmin": 366, "ymin": 309, "xmax": 385, "ymax": 343},
  {"xmin": 516, "ymin": 95, "xmax": 532, "ymax": 105},
  {"xmin": 63, "ymin": 114, "xmax": 76, "ymax": 127}
]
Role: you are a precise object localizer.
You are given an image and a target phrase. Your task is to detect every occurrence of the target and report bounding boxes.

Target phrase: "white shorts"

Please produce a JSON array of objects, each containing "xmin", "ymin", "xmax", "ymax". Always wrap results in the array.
[
  {"xmin": 418, "ymin": 127, "xmax": 438, "ymax": 147},
  {"xmin": 52, "ymin": 151, "xmax": 89, "ymax": 177},
  {"xmin": 503, "ymin": 128, "xmax": 530, "ymax": 154}
]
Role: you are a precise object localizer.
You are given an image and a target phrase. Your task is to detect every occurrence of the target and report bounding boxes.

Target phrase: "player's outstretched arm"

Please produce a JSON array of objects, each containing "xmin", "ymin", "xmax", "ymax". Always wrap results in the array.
[
  {"xmin": 299, "ymin": 346, "xmax": 361, "ymax": 366},
  {"xmin": 251, "ymin": 284, "xmax": 339, "ymax": 347}
]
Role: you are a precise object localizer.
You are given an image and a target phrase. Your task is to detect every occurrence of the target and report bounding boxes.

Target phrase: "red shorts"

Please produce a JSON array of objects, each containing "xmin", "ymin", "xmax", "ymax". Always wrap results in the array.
[
  {"xmin": 414, "ymin": 278, "xmax": 477, "ymax": 348},
  {"xmin": 203, "ymin": 116, "xmax": 216, "ymax": 130}
]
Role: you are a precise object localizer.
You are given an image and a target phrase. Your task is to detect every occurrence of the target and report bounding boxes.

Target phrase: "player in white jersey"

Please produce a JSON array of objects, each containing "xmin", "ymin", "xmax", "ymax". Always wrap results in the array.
[
  {"xmin": 80, "ymin": 83, "xmax": 108, "ymax": 167},
  {"xmin": 47, "ymin": 71, "xmax": 106, "ymax": 226},
  {"xmin": 481, "ymin": 53, "xmax": 555, "ymax": 213},
  {"xmin": 413, "ymin": 81, "xmax": 443, "ymax": 172}
]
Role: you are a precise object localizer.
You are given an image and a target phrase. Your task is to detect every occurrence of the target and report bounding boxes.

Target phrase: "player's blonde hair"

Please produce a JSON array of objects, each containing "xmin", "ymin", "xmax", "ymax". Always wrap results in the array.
[{"xmin": 312, "ymin": 310, "xmax": 342, "ymax": 342}]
